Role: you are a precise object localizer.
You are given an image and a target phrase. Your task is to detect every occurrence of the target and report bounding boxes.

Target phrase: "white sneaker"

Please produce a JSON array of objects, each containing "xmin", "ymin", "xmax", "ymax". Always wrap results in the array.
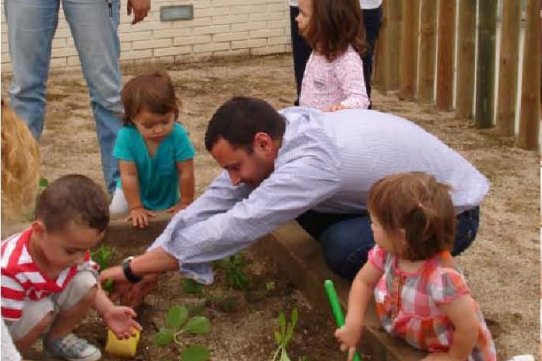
[{"xmin": 45, "ymin": 333, "xmax": 102, "ymax": 361}]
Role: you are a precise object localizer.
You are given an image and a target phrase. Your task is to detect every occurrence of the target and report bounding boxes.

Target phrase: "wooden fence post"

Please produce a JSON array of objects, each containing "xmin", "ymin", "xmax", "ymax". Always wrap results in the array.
[
  {"xmin": 399, "ymin": 0, "xmax": 420, "ymax": 99},
  {"xmin": 475, "ymin": 0, "xmax": 498, "ymax": 128},
  {"xmin": 496, "ymin": 0, "xmax": 522, "ymax": 135},
  {"xmin": 373, "ymin": 0, "xmax": 388, "ymax": 92},
  {"xmin": 418, "ymin": 0, "xmax": 437, "ymax": 103},
  {"xmin": 456, "ymin": 0, "xmax": 477, "ymax": 118},
  {"xmin": 517, "ymin": 0, "xmax": 541, "ymax": 150},
  {"xmin": 436, "ymin": 0, "xmax": 456, "ymax": 110},
  {"xmin": 385, "ymin": 0, "xmax": 402, "ymax": 90}
]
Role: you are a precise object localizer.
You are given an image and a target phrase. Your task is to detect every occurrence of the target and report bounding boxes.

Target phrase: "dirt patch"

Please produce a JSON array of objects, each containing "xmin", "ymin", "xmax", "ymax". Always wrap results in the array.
[{"xmin": 2, "ymin": 54, "xmax": 539, "ymax": 360}]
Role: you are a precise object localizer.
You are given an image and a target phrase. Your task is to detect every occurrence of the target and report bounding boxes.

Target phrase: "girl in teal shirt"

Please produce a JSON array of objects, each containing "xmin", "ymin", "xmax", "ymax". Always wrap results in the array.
[{"xmin": 109, "ymin": 71, "xmax": 195, "ymax": 228}]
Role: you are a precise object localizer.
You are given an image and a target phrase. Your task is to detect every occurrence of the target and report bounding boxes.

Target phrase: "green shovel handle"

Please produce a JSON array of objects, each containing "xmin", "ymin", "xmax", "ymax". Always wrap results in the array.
[{"xmin": 324, "ymin": 280, "xmax": 362, "ymax": 361}]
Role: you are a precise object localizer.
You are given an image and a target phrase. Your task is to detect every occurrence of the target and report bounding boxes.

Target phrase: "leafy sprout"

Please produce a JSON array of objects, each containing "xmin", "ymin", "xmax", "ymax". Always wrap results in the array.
[
  {"xmin": 271, "ymin": 308, "xmax": 299, "ymax": 361},
  {"xmin": 154, "ymin": 305, "xmax": 212, "ymax": 361}
]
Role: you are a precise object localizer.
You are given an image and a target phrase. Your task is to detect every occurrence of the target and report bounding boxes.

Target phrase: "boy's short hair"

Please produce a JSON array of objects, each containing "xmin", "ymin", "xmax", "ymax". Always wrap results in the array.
[{"xmin": 35, "ymin": 174, "xmax": 109, "ymax": 232}]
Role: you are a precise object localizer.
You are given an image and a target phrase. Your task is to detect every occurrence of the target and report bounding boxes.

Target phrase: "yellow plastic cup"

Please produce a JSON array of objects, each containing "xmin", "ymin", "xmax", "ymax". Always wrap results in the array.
[{"xmin": 105, "ymin": 329, "xmax": 141, "ymax": 358}]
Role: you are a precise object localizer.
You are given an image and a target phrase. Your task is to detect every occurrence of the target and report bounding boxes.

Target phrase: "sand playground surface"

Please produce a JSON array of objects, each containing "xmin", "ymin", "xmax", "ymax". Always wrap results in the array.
[{"xmin": 1, "ymin": 54, "xmax": 539, "ymax": 360}]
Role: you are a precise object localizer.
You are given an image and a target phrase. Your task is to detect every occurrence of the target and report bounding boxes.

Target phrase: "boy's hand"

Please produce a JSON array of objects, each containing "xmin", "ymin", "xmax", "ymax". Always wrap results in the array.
[
  {"xmin": 334, "ymin": 325, "xmax": 361, "ymax": 361},
  {"xmin": 103, "ymin": 306, "xmax": 142, "ymax": 339},
  {"xmin": 127, "ymin": 207, "xmax": 155, "ymax": 228}
]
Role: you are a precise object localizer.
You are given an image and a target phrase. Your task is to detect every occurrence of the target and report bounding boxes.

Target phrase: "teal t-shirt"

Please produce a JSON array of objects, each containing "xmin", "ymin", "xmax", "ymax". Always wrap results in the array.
[{"xmin": 113, "ymin": 123, "xmax": 196, "ymax": 211}]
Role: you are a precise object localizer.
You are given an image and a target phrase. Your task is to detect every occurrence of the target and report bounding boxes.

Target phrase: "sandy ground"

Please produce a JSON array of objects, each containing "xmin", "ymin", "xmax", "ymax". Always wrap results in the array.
[{"xmin": 1, "ymin": 54, "xmax": 539, "ymax": 360}]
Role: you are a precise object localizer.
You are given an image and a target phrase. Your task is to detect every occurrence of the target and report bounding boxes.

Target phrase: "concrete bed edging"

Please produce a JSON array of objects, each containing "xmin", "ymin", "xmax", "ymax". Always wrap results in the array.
[{"xmin": 103, "ymin": 216, "xmax": 425, "ymax": 361}]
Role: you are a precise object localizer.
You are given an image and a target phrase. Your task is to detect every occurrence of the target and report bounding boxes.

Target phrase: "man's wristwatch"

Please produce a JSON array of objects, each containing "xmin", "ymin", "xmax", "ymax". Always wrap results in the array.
[{"xmin": 122, "ymin": 256, "xmax": 143, "ymax": 283}]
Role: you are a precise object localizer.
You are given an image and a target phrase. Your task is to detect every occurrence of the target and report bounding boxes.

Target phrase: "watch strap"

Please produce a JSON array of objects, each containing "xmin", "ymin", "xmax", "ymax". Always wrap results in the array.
[{"xmin": 122, "ymin": 256, "xmax": 143, "ymax": 283}]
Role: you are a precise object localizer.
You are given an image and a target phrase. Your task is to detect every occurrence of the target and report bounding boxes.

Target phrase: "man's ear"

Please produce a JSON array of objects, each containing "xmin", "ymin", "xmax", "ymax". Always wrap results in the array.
[{"xmin": 253, "ymin": 132, "xmax": 273, "ymax": 152}]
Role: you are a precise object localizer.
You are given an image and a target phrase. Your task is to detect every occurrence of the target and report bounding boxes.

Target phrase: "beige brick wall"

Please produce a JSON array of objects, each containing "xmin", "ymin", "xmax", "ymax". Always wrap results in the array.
[{"xmin": 1, "ymin": 0, "xmax": 292, "ymax": 73}]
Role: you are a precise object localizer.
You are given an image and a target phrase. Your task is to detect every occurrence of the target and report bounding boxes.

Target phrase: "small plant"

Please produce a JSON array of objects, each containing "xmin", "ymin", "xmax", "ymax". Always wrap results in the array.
[
  {"xmin": 181, "ymin": 279, "xmax": 204, "ymax": 296},
  {"xmin": 154, "ymin": 305, "xmax": 211, "ymax": 361},
  {"xmin": 271, "ymin": 308, "xmax": 298, "ymax": 361},
  {"xmin": 218, "ymin": 253, "xmax": 249, "ymax": 290},
  {"xmin": 39, "ymin": 177, "xmax": 49, "ymax": 188},
  {"xmin": 91, "ymin": 245, "xmax": 114, "ymax": 292}
]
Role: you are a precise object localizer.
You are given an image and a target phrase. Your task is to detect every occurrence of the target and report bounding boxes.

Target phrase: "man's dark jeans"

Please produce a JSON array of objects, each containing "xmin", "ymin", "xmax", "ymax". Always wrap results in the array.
[{"xmin": 297, "ymin": 207, "xmax": 480, "ymax": 280}]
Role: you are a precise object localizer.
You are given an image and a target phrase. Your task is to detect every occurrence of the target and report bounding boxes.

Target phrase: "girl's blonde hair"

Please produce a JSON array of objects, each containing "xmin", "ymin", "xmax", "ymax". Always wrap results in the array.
[
  {"xmin": 368, "ymin": 172, "xmax": 456, "ymax": 261},
  {"xmin": 1, "ymin": 100, "xmax": 41, "ymax": 225}
]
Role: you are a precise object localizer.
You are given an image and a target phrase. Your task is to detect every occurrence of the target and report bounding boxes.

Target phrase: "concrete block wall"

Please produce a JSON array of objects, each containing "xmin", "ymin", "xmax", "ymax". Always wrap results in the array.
[{"xmin": 1, "ymin": 0, "xmax": 292, "ymax": 73}]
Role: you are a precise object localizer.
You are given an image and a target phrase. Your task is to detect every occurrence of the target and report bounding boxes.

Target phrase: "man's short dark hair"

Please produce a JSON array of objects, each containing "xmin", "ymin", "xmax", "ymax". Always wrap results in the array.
[
  {"xmin": 35, "ymin": 174, "xmax": 109, "ymax": 232},
  {"xmin": 205, "ymin": 97, "xmax": 286, "ymax": 153}
]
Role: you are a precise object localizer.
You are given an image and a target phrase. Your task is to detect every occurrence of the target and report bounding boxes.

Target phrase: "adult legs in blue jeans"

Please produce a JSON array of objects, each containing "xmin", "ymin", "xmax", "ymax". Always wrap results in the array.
[
  {"xmin": 297, "ymin": 207, "xmax": 480, "ymax": 280},
  {"xmin": 5, "ymin": 0, "xmax": 123, "ymax": 194}
]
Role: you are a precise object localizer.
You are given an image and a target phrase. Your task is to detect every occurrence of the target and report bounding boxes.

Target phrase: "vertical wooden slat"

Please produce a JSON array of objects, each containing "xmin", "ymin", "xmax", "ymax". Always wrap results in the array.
[
  {"xmin": 456, "ymin": 0, "xmax": 477, "ymax": 118},
  {"xmin": 373, "ymin": 0, "xmax": 388, "ymax": 92},
  {"xmin": 436, "ymin": 0, "xmax": 456, "ymax": 110},
  {"xmin": 385, "ymin": 0, "xmax": 402, "ymax": 90},
  {"xmin": 517, "ymin": 0, "xmax": 541, "ymax": 149},
  {"xmin": 418, "ymin": 0, "xmax": 438, "ymax": 103},
  {"xmin": 496, "ymin": 0, "xmax": 522, "ymax": 135},
  {"xmin": 475, "ymin": 0, "xmax": 498, "ymax": 128},
  {"xmin": 399, "ymin": 0, "xmax": 420, "ymax": 99}
]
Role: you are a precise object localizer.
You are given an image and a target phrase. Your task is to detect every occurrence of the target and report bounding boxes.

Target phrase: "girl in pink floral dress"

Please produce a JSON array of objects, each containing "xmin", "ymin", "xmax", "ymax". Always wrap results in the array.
[
  {"xmin": 296, "ymin": 0, "xmax": 370, "ymax": 111},
  {"xmin": 335, "ymin": 172, "xmax": 496, "ymax": 361}
]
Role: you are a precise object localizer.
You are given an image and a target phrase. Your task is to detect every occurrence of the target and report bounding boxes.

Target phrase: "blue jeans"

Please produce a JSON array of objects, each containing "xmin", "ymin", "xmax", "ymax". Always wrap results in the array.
[
  {"xmin": 5, "ymin": 0, "xmax": 123, "ymax": 194},
  {"xmin": 297, "ymin": 207, "xmax": 480, "ymax": 280}
]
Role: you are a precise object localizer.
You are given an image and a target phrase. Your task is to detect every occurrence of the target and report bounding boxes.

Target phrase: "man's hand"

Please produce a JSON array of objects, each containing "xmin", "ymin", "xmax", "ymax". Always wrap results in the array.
[
  {"xmin": 127, "ymin": 0, "xmax": 150, "ymax": 24},
  {"xmin": 126, "ymin": 207, "xmax": 155, "ymax": 229},
  {"xmin": 103, "ymin": 306, "xmax": 142, "ymax": 339},
  {"xmin": 120, "ymin": 274, "xmax": 158, "ymax": 308}
]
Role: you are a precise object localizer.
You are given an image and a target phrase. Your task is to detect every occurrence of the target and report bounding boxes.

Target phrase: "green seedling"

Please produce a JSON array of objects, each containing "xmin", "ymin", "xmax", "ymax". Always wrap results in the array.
[
  {"xmin": 218, "ymin": 253, "xmax": 249, "ymax": 290},
  {"xmin": 271, "ymin": 308, "xmax": 298, "ymax": 361},
  {"xmin": 154, "ymin": 305, "xmax": 211, "ymax": 361},
  {"xmin": 181, "ymin": 279, "xmax": 204, "ymax": 296},
  {"xmin": 91, "ymin": 245, "xmax": 115, "ymax": 293},
  {"xmin": 266, "ymin": 281, "xmax": 276, "ymax": 291},
  {"xmin": 39, "ymin": 177, "xmax": 49, "ymax": 188}
]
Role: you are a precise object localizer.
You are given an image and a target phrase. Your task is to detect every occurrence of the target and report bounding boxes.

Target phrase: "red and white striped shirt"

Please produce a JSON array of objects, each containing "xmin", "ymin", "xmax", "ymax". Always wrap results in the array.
[{"xmin": 1, "ymin": 229, "xmax": 97, "ymax": 321}]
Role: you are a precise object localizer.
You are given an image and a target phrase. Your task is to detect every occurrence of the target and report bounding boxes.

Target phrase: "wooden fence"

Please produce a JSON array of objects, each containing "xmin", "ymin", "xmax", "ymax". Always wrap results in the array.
[{"xmin": 372, "ymin": 0, "xmax": 540, "ymax": 150}]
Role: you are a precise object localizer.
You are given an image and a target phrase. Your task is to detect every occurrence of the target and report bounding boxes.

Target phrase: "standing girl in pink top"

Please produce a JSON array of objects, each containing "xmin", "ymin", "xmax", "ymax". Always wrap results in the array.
[
  {"xmin": 296, "ymin": 0, "xmax": 370, "ymax": 111},
  {"xmin": 335, "ymin": 172, "xmax": 496, "ymax": 361}
]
